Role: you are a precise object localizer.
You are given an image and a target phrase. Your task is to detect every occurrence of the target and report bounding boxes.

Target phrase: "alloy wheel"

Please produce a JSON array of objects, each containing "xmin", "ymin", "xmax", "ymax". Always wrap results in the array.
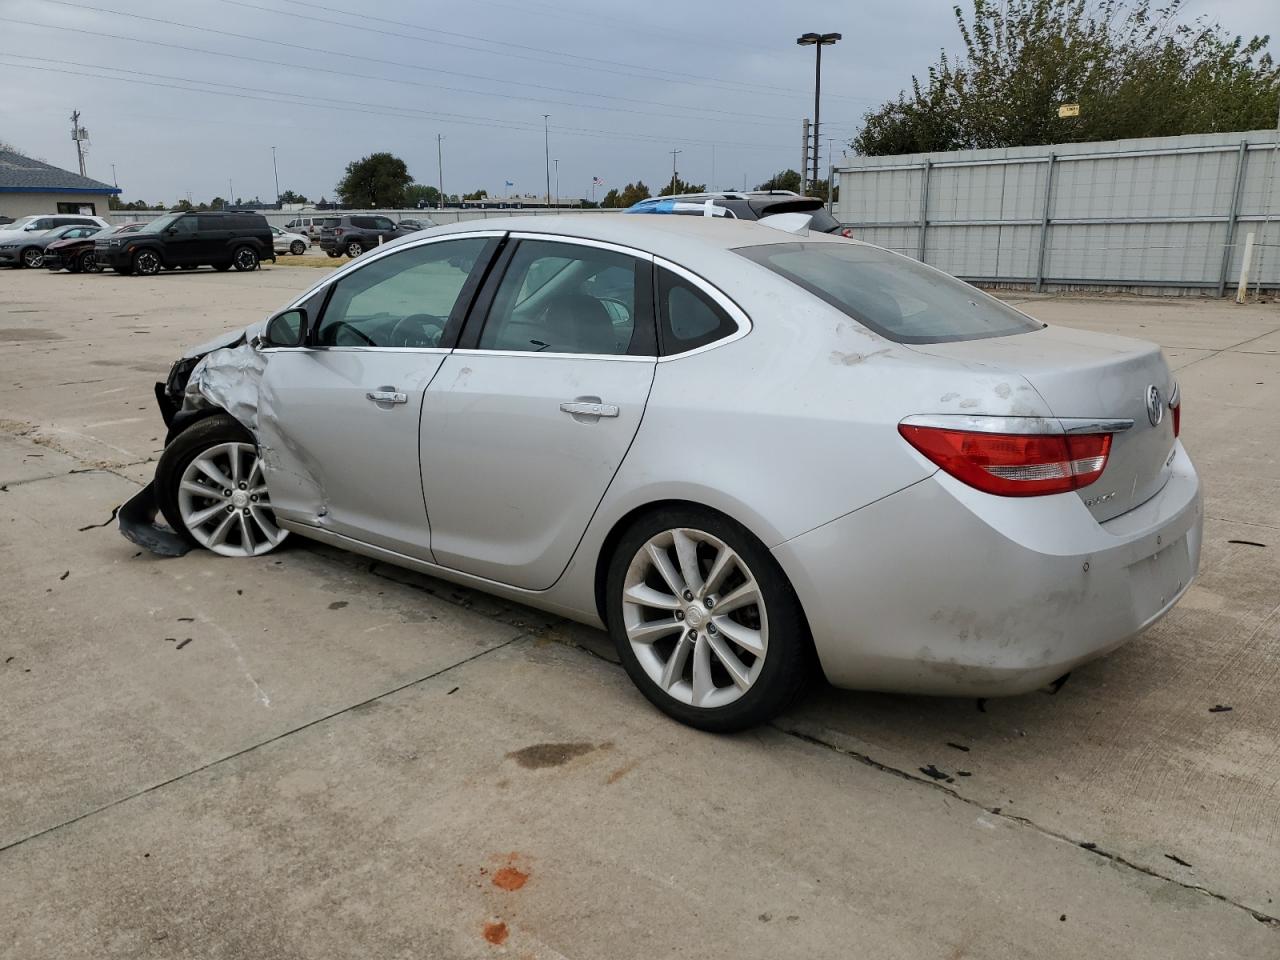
[
  {"xmin": 21, "ymin": 248, "xmax": 43, "ymax": 268},
  {"xmin": 233, "ymin": 247, "xmax": 258, "ymax": 271},
  {"xmin": 177, "ymin": 441, "xmax": 287, "ymax": 558},
  {"xmin": 621, "ymin": 527, "xmax": 768, "ymax": 709},
  {"xmin": 80, "ymin": 251, "xmax": 98, "ymax": 273},
  {"xmin": 346, "ymin": 241, "xmax": 363, "ymax": 258},
  {"xmin": 290, "ymin": 240, "xmax": 305, "ymax": 255},
  {"xmin": 135, "ymin": 250, "xmax": 160, "ymax": 275}
]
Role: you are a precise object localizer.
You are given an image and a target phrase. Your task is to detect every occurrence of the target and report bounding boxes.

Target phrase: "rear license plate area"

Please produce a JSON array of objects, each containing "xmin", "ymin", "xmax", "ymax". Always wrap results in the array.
[{"xmin": 1127, "ymin": 535, "xmax": 1192, "ymax": 622}]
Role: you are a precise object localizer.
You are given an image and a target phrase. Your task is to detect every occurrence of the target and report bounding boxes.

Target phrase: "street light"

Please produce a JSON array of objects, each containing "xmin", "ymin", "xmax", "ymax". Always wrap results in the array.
[
  {"xmin": 796, "ymin": 31, "xmax": 841, "ymax": 193},
  {"xmin": 271, "ymin": 146, "xmax": 280, "ymax": 206},
  {"xmin": 542, "ymin": 114, "xmax": 551, "ymax": 207},
  {"xmin": 553, "ymin": 158, "xmax": 559, "ymax": 208}
]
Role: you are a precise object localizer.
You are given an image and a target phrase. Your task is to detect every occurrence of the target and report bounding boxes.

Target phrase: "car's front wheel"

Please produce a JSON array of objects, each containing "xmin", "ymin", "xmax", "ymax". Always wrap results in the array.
[
  {"xmin": 290, "ymin": 240, "xmax": 306, "ymax": 255},
  {"xmin": 156, "ymin": 414, "xmax": 288, "ymax": 558},
  {"xmin": 132, "ymin": 249, "xmax": 162, "ymax": 275},
  {"xmin": 605, "ymin": 507, "xmax": 810, "ymax": 731},
  {"xmin": 20, "ymin": 247, "xmax": 43, "ymax": 269},
  {"xmin": 78, "ymin": 250, "xmax": 98, "ymax": 273},
  {"xmin": 232, "ymin": 246, "xmax": 259, "ymax": 271}
]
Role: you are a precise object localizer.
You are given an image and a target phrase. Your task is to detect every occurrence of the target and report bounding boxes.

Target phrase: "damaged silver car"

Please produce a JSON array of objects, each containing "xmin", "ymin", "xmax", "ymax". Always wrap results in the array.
[{"xmin": 123, "ymin": 216, "xmax": 1202, "ymax": 731}]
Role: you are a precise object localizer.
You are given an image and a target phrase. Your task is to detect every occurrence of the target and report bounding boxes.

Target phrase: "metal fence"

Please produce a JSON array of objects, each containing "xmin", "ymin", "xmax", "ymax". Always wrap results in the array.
[{"xmin": 835, "ymin": 129, "xmax": 1280, "ymax": 295}]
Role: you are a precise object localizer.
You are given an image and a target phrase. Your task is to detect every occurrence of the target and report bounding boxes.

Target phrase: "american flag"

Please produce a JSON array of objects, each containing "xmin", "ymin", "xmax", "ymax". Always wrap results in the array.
[{"xmin": 592, "ymin": 176, "xmax": 603, "ymax": 185}]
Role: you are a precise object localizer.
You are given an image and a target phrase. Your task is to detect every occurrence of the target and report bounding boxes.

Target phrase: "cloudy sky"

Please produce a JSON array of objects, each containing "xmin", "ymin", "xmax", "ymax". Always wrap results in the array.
[{"xmin": 1, "ymin": 0, "xmax": 1275, "ymax": 205}]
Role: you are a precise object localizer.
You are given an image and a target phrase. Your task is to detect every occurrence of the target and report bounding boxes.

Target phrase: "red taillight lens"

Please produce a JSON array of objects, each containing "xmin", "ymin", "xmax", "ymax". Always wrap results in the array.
[
  {"xmin": 1170, "ymin": 397, "xmax": 1181, "ymax": 438},
  {"xmin": 899, "ymin": 425, "xmax": 1113, "ymax": 497},
  {"xmin": 334, "ymin": 227, "xmax": 344, "ymax": 237}
]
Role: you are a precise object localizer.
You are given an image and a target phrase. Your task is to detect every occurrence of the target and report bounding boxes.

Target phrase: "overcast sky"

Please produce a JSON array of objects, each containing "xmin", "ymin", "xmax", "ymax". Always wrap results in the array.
[{"xmin": 1, "ymin": 0, "xmax": 1275, "ymax": 204}]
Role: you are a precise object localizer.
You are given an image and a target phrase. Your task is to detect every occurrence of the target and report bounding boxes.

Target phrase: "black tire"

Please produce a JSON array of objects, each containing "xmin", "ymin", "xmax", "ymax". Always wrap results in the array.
[
  {"xmin": 232, "ymin": 245, "xmax": 259, "ymax": 271},
  {"xmin": 345, "ymin": 240, "xmax": 364, "ymax": 258},
  {"xmin": 66, "ymin": 259, "xmax": 81, "ymax": 274},
  {"xmin": 289, "ymin": 240, "xmax": 306, "ymax": 255},
  {"xmin": 156, "ymin": 414, "xmax": 255, "ymax": 549},
  {"xmin": 132, "ymin": 249, "xmax": 162, "ymax": 276},
  {"xmin": 79, "ymin": 250, "xmax": 97, "ymax": 273},
  {"xmin": 326, "ymin": 250, "xmax": 343, "ymax": 259},
  {"xmin": 20, "ymin": 247, "xmax": 43, "ymax": 269},
  {"xmin": 213, "ymin": 261, "xmax": 233, "ymax": 271},
  {"xmin": 605, "ymin": 506, "xmax": 811, "ymax": 732}
]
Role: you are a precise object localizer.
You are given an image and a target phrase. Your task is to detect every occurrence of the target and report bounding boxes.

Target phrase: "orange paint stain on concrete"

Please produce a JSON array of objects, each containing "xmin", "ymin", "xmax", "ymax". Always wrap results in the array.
[
  {"xmin": 492, "ymin": 866, "xmax": 529, "ymax": 891},
  {"xmin": 483, "ymin": 921, "xmax": 509, "ymax": 946}
]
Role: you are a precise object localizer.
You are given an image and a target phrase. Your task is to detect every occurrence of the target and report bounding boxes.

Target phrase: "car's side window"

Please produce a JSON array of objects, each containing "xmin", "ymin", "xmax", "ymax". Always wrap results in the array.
[
  {"xmin": 373, "ymin": 217, "xmax": 396, "ymax": 230},
  {"xmin": 656, "ymin": 267, "xmax": 739, "ymax": 355},
  {"xmin": 476, "ymin": 240, "xmax": 644, "ymax": 356},
  {"xmin": 172, "ymin": 217, "xmax": 199, "ymax": 236},
  {"xmin": 314, "ymin": 237, "xmax": 491, "ymax": 348}
]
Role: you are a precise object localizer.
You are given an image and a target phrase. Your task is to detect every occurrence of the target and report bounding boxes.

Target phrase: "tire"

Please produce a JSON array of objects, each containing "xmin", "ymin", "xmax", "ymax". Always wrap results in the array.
[
  {"xmin": 66, "ymin": 259, "xmax": 81, "ymax": 274},
  {"xmin": 20, "ymin": 247, "xmax": 43, "ymax": 269},
  {"xmin": 79, "ymin": 250, "xmax": 97, "ymax": 273},
  {"xmin": 326, "ymin": 250, "xmax": 343, "ymax": 259},
  {"xmin": 156, "ymin": 414, "xmax": 288, "ymax": 559},
  {"xmin": 232, "ymin": 245, "xmax": 259, "ymax": 271},
  {"xmin": 132, "ymin": 249, "xmax": 162, "ymax": 276},
  {"xmin": 345, "ymin": 240, "xmax": 364, "ymax": 258},
  {"xmin": 289, "ymin": 240, "xmax": 305, "ymax": 255},
  {"xmin": 605, "ymin": 506, "xmax": 811, "ymax": 732},
  {"xmin": 213, "ymin": 261, "xmax": 233, "ymax": 271}
]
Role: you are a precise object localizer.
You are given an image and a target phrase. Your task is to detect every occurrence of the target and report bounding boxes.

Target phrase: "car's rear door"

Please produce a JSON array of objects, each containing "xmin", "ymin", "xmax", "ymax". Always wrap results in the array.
[
  {"xmin": 419, "ymin": 233, "xmax": 657, "ymax": 590},
  {"xmin": 256, "ymin": 233, "xmax": 500, "ymax": 558}
]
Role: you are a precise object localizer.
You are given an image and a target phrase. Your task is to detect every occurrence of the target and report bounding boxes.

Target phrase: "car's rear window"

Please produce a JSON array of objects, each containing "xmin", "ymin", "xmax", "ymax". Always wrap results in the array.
[
  {"xmin": 735, "ymin": 241, "xmax": 1043, "ymax": 343},
  {"xmin": 322, "ymin": 218, "xmax": 342, "ymax": 228}
]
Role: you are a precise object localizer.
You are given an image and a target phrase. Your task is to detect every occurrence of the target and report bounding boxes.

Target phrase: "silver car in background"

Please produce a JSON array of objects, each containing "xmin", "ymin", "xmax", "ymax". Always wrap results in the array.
[{"xmin": 127, "ymin": 216, "xmax": 1201, "ymax": 731}]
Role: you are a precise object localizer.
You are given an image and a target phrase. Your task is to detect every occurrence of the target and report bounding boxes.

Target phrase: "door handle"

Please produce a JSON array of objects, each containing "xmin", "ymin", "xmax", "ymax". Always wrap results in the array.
[
  {"xmin": 366, "ymin": 389, "xmax": 408, "ymax": 405},
  {"xmin": 560, "ymin": 400, "xmax": 620, "ymax": 419}
]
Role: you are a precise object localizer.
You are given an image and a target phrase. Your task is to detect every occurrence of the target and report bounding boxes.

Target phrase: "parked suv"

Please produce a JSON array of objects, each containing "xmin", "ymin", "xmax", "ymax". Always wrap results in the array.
[
  {"xmin": 627, "ymin": 191, "xmax": 849, "ymax": 235},
  {"xmin": 96, "ymin": 211, "xmax": 275, "ymax": 276},
  {"xmin": 319, "ymin": 214, "xmax": 413, "ymax": 258},
  {"xmin": 283, "ymin": 215, "xmax": 324, "ymax": 240}
]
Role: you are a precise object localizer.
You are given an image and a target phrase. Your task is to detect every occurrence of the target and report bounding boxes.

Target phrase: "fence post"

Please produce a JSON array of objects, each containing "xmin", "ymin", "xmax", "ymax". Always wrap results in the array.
[
  {"xmin": 1218, "ymin": 139, "xmax": 1249, "ymax": 298},
  {"xmin": 1034, "ymin": 153, "xmax": 1056, "ymax": 292},
  {"xmin": 1236, "ymin": 232, "xmax": 1256, "ymax": 304},
  {"xmin": 916, "ymin": 159, "xmax": 932, "ymax": 262}
]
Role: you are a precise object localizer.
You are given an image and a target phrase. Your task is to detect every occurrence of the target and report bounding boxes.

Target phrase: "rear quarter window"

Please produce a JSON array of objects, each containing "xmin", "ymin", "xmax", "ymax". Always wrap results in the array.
[{"xmin": 735, "ymin": 241, "xmax": 1042, "ymax": 344}]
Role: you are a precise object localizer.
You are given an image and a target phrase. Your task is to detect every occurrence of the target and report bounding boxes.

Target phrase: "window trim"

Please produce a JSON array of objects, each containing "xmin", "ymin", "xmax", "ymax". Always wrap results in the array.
[
  {"xmin": 457, "ymin": 232, "xmax": 659, "ymax": 360},
  {"xmin": 652, "ymin": 257, "xmax": 752, "ymax": 362}
]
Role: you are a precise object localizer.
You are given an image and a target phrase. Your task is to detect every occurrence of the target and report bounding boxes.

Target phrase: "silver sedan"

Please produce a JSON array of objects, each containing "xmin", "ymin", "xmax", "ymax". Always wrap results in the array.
[{"xmin": 124, "ymin": 216, "xmax": 1202, "ymax": 731}]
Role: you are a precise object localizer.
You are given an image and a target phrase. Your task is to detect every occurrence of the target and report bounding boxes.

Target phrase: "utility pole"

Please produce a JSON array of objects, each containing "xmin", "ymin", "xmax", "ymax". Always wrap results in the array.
[
  {"xmin": 228, "ymin": 178, "xmax": 234, "ymax": 208},
  {"xmin": 827, "ymin": 137, "xmax": 836, "ymax": 213},
  {"xmin": 711, "ymin": 144, "xmax": 716, "ymax": 192},
  {"xmin": 669, "ymin": 148, "xmax": 682, "ymax": 195},
  {"xmin": 437, "ymin": 133, "xmax": 445, "ymax": 210},
  {"xmin": 553, "ymin": 158, "xmax": 559, "ymax": 208},
  {"xmin": 542, "ymin": 115, "xmax": 551, "ymax": 207},
  {"xmin": 110, "ymin": 163, "xmax": 118, "ymax": 188},
  {"xmin": 271, "ymin": 146, "xmax": 281, "ymax": 206},
  {"xmin": 800, "ymin": 119, "xmax": 810, "ymax": 193},
  {"xmin": 70, "ymin": 109, "xmax": 88, "ymax": 177},
  {"xmin": 796, "ymin": 32, "xmax": 841, "ymax": 193}
]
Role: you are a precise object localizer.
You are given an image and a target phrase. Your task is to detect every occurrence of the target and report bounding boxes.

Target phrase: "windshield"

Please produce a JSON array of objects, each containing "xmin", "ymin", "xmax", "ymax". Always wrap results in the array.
[
  {"xmin": 137, "ymin": 214, "xmax": 182, "ymax": 234},
  {"xmin": 2, "ymin": 216, "xmax": 39, "ymax": 231},
  {"xmin": 736, "ymin": 241, "xmax": 1043, "ymax": 344}
]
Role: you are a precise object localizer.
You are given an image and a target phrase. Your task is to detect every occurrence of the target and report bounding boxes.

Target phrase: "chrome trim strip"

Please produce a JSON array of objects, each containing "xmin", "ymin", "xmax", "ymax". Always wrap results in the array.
[
  {"xmin": 258, "ymin": 346, "xmax": 452, "ymax": 354},
  {"xmin": 651, "ymin": 256, "xmax": 753, "ymax": 362},
  {"xmin": 508, "ymin": 231, "xmax": 656, "ymax": 261},
  {"xmin": 1168, "ymin": 381, "xmax": 1180, "ymax": 408},
  {"xmin": 450, "ymin": 348, "xmax": 653, "ymax": 363},
  {"xmin": 900, "ymin": 414, "xmax": 1134, "ymax": 435}
]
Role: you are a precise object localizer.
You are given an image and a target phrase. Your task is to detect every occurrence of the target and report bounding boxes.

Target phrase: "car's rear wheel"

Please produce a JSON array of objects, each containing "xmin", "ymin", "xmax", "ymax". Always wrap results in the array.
[
  {"xmin": 20, "ymin": 247, "xmax": 43, "ymax": 269},
  {"xmin": 232, "ymin": 246, "xmax": 259, "ymax": 271},
  {"xmin": 605, "ymin": 507, "xmax": 810, "ymax": 731},
  {"xmin": 132, "ymin": 249, "xmax": 162, "ymax": 276},
  {"xmin": 345, "ymin": 240, "xmax": 364, "ymax": 258},
  {"xmin": 290, "ymin": 240, "xmax": 305, "ymax": 255},
  {"xmin": 156, "ymin": 414, "xmax": 288, "ymax": 559},
  {"xmin": 326, "ymin": 250, "xmax": 342, "ymax": 258}
]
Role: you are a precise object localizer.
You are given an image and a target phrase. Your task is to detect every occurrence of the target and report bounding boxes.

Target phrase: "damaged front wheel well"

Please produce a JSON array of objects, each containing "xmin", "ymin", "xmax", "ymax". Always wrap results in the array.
[{"xmin": 165, "ymin": 406, "xmax": 233, "ymax": 446}]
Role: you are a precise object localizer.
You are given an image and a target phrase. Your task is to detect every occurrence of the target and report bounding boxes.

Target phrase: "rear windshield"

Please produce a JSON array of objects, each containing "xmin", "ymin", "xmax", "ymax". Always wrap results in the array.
[
  {"xmin": 322, "ymin": 218, "xmax": 342, "ymax": 228},
  {"xmin": 749, "ymin": 199, "xmax": 841, "ymax": 233},
  {"xmin": 735, "ymin": 241, "xmax": 1042, "ymax": 343}
]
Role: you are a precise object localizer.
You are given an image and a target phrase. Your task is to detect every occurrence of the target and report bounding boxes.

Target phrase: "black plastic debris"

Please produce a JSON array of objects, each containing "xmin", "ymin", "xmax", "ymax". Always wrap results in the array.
[
  {"xmin": 1227, "ymin": 539, "xmax": 1267, "ymax": 548},
  {"xmin": 919, "ymin": 764, "xmax": 948, "ymax": 780},
  {"xmin": 1209, "ymin": 704, "xmax": 1233, "ymax": 713},
  {"xmin": 117, "ymin": 483, "xmax": 191, "ymax": 557},
  {"xmin": 946, "ymin": 742, "xmax": 971, "ymax": 752},
  {"xmin": 78, "ymin": 505, "xmax": 120, "ymax": 532},
  {"xmin": 1164, "ymin": 853, "xmax": 1193, "ymax": 868},
  {"xmin": 59, "ymin": 570, "xmax": 69, "ymax": 581}
]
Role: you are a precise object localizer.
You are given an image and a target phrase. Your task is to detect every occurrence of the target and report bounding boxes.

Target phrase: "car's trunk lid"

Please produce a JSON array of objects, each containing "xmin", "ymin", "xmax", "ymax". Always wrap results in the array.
[{"xmin": 910, "ymin": 325, "xmax": 1177, "ymax": 522}]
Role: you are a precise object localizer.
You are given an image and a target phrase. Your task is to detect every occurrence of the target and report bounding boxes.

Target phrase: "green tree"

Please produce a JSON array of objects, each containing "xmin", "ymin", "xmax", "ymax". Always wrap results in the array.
[
  {"xmin": 462, "ymin": 189, "xmax": 489, "ymax": 201},
  {"xmin": 854, "ymin": 0, "xmax": 1280, "ymax": 156},
  {"xmin": 664, "ymin": 176, "xmax": 706, "ymax": 196},
  {"xmin": 335, "ymin": 152, "xmax": 413, "ymax": 208},
  {"xmin": 279, "ymin": 189, "xmax": 309, "ymax": 204},
  {"xmin": 756, "ymin": 169, "xmax": 804, "ymax": 192},
  {"xmin": 404, "ymin": 183, "xmax": 441, "ymax": 208},
  {"xmin": 601, "ymin": 181, "xmax": 653, "ymax": 207}
]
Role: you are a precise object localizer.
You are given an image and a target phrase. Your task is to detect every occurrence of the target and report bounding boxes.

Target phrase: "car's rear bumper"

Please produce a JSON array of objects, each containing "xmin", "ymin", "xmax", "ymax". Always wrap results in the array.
[
  {"xmin": 772, "ymin": 442, "xmax": 1202, "ymax": 697},
  {"xmin": 0, "ymin": 251, "xmax": 21, "ymax": 266}
]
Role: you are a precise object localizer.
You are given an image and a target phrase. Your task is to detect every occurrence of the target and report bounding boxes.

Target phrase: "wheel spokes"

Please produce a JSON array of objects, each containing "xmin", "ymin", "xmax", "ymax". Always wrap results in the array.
[
  {"xmin": 707, "ymin": 633, "xmax": 752, "ymax": 690},
  {"xmin": 713, "ymin": 579, "xmax": 759, "ymax": 616},
  {"xmin": 711, "ymin": 615, "xmax": 765, "ymax": 658},
  {"xmin": 645, "ymin": 541, "xmax": 684, "ymax": 596},
  {"xmin": 623, "ymin": 582, "xmax": 681, "ymax": 611},
  {"xmin": 701, "ymin": 546, "xmax": 734, "ymax": 597},
  {"xmin": 193, "ymin": 458, "xmax": 231, "ymax": 489},
  {"xmin": 660, "ymin": 633, "xmax": 694, "ymax": 690},
  {"xmin": 672, "ymin": 529, "xmax": 703, "ymax": 594},
  {"xmin": 626, "ymin": 617, "xmax": 683, "ymax": 644},
  {"xmin": 691, "ymin": 635, "xmax": 716, "ymax": 706}
]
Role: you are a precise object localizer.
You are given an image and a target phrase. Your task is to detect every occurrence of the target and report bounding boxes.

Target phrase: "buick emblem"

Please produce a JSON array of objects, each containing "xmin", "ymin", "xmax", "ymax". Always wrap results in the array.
[{"xmin": 1145, "ymin": 385, "xmax": 1163, "ymax": 427}]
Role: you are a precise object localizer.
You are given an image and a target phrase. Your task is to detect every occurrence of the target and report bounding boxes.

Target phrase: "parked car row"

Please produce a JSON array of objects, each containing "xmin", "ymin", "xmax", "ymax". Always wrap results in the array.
[
  {"xmin": 284, "ymin": 214, "xmax": 436, "ymax": 243},
  {"xmin": 0, "ymin": 214, "xmax": 111, "ymax": 268}
]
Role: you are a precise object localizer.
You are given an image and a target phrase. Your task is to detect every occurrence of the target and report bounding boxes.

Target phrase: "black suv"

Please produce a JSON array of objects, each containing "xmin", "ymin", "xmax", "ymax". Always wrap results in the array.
[
  {"xmin": 319, "ymin": 214, "xmax": 414, "ymax": 258},
  {"xmin": 96, "ymin": 211, "xmax": 275, "ymax": 276},
  {"xmin": 627, "ymin": 190, "xmax": 848, "ymax": 235}
]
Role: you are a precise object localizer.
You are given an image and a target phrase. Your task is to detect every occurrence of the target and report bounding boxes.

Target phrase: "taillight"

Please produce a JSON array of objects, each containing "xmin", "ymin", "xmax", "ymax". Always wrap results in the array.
[
  {"xmin": 898, "ymin": 425, "xmax": 1112, "ymax": 497},
  {"xmin": 1169, "ymin": 383, "xmax": 1181, "ymax": 438},
  {"xmin": 334, "ymin": 227, "xmax": 344, "ymax": 237}
]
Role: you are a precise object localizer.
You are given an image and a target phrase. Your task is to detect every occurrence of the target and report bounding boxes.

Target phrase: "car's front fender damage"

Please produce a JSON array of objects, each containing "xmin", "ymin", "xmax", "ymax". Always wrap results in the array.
[{"xmin": 119, "ymin": 328, "xmax": 292, "ymax": 556}]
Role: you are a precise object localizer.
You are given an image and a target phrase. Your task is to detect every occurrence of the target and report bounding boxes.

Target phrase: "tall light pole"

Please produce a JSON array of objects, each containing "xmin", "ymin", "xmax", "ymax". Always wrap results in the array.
[
  {"xmin": 553, "ymin": 158, "xmax": 559, "ymax": 208},
  {"xmin": 437, "ymin": 134, "xmax": 445, "ymax": 210},
  {"xmin": 271, "ymin": 145, "xmax": 281, "ymax": 206},
  {"xmin": 669, "ymin": 148, "xmax": 682, "ymax": 195},
  {"xmin": 542, "ymin": 114, "xmax": 551, "ymax": 207},
  {"xmin": 796, "ymin": 32, "xmax": 841, "ymax": 194}
]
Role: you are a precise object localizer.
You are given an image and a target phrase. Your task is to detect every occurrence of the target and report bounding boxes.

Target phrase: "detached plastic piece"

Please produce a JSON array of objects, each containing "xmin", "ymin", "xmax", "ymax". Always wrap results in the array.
[
  {"xmin": 757, "ymin": 212, "xmax": 813, "ymax": 236},
  {"xmin": 118, "ymin": 481, "xmax": 193, "ymax": 557}
]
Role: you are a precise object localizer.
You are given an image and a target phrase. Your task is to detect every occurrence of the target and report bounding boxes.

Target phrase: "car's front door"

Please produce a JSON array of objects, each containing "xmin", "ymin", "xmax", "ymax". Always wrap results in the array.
[
  {"xmin": 420, "ymin": 234, "xmax": 657, "ymax": 590},
  {"xmin": 165, "ymin": 214, "xmax": 202, "ymax": 265},
  {"xmin": 255, "ymin": 234, "xmax": 499, "ymax": 557}
]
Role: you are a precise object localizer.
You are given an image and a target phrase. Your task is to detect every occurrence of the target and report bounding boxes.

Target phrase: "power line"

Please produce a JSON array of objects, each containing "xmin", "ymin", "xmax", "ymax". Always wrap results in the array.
[{"xmin": 7, "ymin": 14, "xmax": 796, "ymax": 131}]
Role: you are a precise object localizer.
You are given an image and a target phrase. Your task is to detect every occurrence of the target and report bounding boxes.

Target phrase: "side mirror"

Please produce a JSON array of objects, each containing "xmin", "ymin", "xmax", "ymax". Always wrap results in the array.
[{"xmin": 262, "ymin": 308, "xmax": 308, "ymax": 348}]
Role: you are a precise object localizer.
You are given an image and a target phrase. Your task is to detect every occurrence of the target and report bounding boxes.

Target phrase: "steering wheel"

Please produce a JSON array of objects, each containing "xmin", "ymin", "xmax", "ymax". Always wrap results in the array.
[
  {"xmin": 389, "ymin": 313, "xmax": 446, "ymax": 348},
  {"xmin": 328, "ymin": 321, "xmax": 377, "ymax": 347}
]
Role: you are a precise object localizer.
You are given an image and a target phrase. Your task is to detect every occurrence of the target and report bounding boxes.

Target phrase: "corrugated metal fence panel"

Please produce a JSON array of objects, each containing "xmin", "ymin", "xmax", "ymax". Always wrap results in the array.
[{"xmin": 835, "ymin": 130, "xmax": 1280, "ymax": 291}]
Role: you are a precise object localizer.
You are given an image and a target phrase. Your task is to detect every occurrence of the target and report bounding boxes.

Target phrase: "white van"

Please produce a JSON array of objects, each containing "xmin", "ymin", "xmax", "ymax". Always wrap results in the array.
[{"xmin": 283, "ymin": 215, "xmax": 324, "ymax": 239}]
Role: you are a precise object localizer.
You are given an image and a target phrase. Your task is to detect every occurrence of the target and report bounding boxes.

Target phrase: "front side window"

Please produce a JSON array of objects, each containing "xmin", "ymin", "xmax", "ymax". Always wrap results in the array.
[
  {"xmin": 735, "ymin": 241, "xmax": 1042, "ymax": 344},
  {"xmin": 314, "ymin": 237, "xmax": 490, "ymax": 348},
  {"xmin": 476, "ymin": 240, "xmax": 644, "ymax": 356},
  {"xmin": 373, "ymin": 217, "xmax": 396, "ymax": 230},
  {"xmin": 138, "ymin": 214, "xmax": 181, "ymax": 234}
]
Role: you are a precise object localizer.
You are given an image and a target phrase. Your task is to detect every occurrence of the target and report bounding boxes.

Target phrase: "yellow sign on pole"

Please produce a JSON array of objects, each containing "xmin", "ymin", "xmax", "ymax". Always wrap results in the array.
[{"xmin": 1058, "ymin": 103, "xmax": 1080, "ymax": 118}]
